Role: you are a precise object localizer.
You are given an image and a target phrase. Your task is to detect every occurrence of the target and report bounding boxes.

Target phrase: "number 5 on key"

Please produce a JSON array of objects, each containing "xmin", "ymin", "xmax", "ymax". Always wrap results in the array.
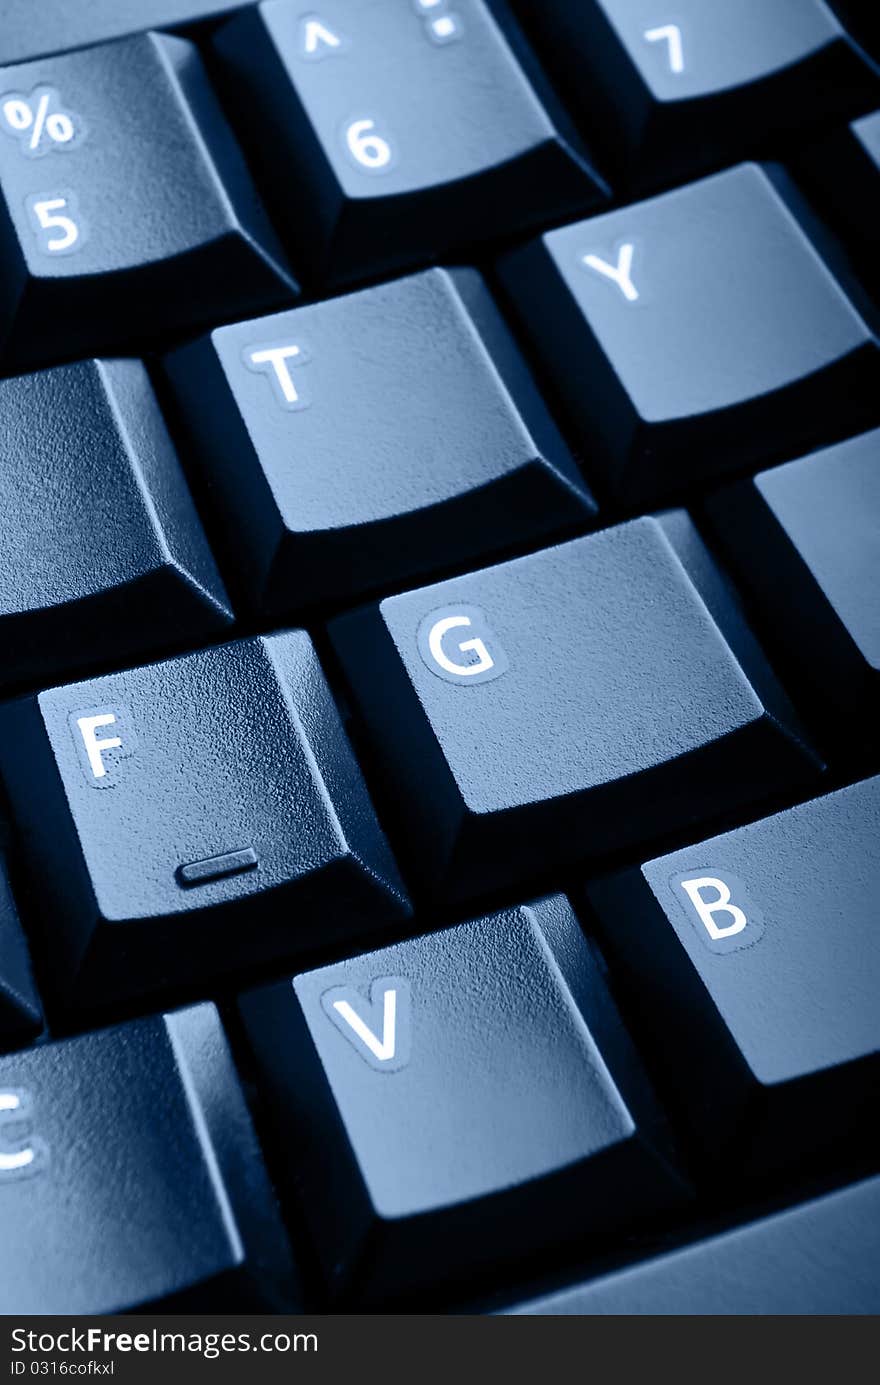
[{"xmin": 27, "ymin": 189, "xmax": 85, "ymax": 254}]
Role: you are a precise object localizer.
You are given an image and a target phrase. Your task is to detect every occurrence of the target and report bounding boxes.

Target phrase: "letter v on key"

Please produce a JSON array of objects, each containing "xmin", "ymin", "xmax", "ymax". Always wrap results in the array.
[
  {"xmin": 582, "ymin": 243, "xmax": 639, "ymax": 302},
  {"xmin": 320, "ymin": 976, "xmax": 412, "ymax": 1072}
]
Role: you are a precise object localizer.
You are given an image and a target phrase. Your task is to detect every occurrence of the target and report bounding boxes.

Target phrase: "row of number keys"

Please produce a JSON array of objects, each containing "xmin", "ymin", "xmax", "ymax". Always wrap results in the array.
[{"xmin": 0, "ymin": 1, "xmax": 604, "ymax": 366}]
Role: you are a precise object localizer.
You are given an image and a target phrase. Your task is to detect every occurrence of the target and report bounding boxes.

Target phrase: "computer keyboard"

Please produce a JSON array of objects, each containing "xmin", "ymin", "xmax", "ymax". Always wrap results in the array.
[{"xmin": 0, "ymin": 0, "xmax": 877, "ymax": 1317}]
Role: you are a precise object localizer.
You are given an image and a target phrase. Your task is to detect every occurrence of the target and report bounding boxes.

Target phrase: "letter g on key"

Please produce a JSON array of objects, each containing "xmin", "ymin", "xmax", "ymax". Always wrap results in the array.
[{"xmin": 417, "ymin": 605, "xmax": 508, "ymax": 685}]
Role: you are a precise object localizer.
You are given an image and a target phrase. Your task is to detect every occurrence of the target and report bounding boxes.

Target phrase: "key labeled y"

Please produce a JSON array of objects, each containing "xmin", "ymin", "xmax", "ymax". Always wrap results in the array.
[{"xmin": 582, "ymin": 242, "xmax": 639, "ymax": 302}]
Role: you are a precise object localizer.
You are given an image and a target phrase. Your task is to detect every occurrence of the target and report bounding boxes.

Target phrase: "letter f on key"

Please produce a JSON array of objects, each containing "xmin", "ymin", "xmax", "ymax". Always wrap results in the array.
[
  {"xmin": 77, "ymin": 714, "xmax": 122, "ymax": 779},
  {"xmin": 71, "ymin": 704, "xmax": 134, "ymax": 786},
  {"xmin": 582, "ymin": 243, "xmax": 639, "ymax": 302}
]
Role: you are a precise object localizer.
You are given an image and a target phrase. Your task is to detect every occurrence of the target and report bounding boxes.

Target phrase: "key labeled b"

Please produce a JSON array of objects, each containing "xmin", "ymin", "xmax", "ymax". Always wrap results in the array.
[{"xmin": 672, "ymin": 870, "xmax": 764, "ymax": 954}]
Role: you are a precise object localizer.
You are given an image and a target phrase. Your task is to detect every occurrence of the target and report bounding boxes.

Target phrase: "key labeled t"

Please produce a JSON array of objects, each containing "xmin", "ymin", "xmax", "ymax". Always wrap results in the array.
[{"xmin": 246, "ymin": 342, "xmax": 310, "ymax": 409}]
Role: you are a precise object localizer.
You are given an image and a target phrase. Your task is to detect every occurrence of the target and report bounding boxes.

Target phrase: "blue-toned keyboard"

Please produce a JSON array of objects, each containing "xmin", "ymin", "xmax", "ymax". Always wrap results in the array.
[{"xmin": 0, "ymin": 0, "xmax": 877, "ymax": 1315}]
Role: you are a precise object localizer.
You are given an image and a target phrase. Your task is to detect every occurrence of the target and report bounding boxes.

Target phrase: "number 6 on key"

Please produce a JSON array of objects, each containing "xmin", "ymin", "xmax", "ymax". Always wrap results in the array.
[{"xmin": 344, "ymin": 117, "xmax": 394, "ymax": 171}]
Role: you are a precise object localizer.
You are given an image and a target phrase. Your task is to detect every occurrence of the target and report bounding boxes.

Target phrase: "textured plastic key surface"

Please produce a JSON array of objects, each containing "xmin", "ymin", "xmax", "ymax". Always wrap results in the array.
[
  {"xmin": 0, "ymin": 32, "xmax": 295, "ymax": 366},
  {"xmin": 588, "ymin": 776, "xmax": 880, "ymax": 1168},
  {"xmin": 164, "ymin": 268, "xmax": 596, "ymax": 614},
  {"xmin": 509, "ymin": 0, "xmax": 879, "ymax": 186},
  {"xmin": 0, "ymin": 856, "xmax": 41, "ymax": 1045},
  {"xmin": 0, "ymin": 2, "xmax": 258, "ymax": 64},
  {"xmin": 0, "ymin": 1003, "xmax": 297, "ymax": 1313},
  {"xmin": 506, "ymin": 1176, "xmax": 880, "ymax": 1315},
  {"xmin": 0, "ymin": 632, "xmax": 410, "ymax": 1009},
  {"xmin": 705, "ymin": 428, "xmax": 880, "ymax": 749},
  {"xmin": 240, "ymin": 893, "xmax": 683, "ymax": 1300},
  {"xmin": 330, "ymin": 513, "xmax": 819, "ymax": 900},
  {"xmin": 497, "ymin": 163, "xmax": 880, "ymax": 503},
  {"xmin": 0, "ymin": 359, "xmax": 232, "ymax": 689},
  {"xmin": 213, "ymin": 0, "xmax": 605, "ymax": 285}
]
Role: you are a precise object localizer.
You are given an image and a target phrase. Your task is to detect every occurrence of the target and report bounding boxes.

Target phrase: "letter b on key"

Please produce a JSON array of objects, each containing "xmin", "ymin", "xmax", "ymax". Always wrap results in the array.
[{"xmin": 673, "ymin": 871, "xmax": 764, "ymax": 954}]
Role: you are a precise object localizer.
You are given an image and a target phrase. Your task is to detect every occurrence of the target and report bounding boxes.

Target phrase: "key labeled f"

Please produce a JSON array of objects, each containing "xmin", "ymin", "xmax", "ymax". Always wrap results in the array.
[
  {"xmin": 245, "ymin": 340, "xmax": 311, "ymax": 409},
  {"xmin": 321, "ymin": 976, "xmax": 412, "ymax": 1072},
  {"xmin": 70, "ymin": 703, "xmax": 135, "ymax": 787}
]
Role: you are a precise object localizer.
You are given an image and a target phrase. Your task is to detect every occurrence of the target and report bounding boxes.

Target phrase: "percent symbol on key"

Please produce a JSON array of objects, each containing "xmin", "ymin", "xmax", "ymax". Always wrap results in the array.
[{"xmin": 0, "ymin": 88, "xmax": 81, "ymax": 155}]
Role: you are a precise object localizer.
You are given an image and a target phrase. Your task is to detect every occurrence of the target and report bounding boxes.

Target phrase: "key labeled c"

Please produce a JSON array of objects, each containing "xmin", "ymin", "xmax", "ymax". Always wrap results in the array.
[
  {"xmin": 0, "ymin": 1090, "xmax": 48, "ymax": 1181},
  {"xmin": 417, "ymin": 605, "xmax": 508, "ymax": 685}
]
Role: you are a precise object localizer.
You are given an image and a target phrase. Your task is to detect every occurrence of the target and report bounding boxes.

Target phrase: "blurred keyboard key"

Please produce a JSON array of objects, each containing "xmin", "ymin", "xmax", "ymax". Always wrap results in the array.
[
  {"xmin": 498, "ymin": 163, "xmax": 880, "ymax": 503},
  {"xmin": 213, "ymin": 0, "xmax": 606, "ymax": 285},
  {"xmin": 330, "ymin": 513, "xmax": 819, "ymax": 900},
  {"xmin": 508, "ymin": 1177, "xmax": 880, "ymax": 1314},
  {"xmin": 705, "ymin": 429, "xmax": 879, "ymax": 752},
  {"xmin": 832, "ymin": 2, "xmax": 880, "ymax": 57},
  {"xmin": 241, "ymin": 894, "xmax": 684, "ymax": 1299},
  {"xmin": 799, "ymin": 110, "xmax": 880, "ymax": 294},
  {"xmin": 0, "ymin": 1003, "xmax": 298, "ymax": 1312},
  {"xmin": 164, "ymin": 268, "xmax": 596, "ymax": 614},
  {"xmin": 0, "ymin": 2, "xmax": 258, "ymax": 64},
  {"xmin": 0, "ymin": 857, "xmax": 42, "ymax": 1046},
  {"xmin": 0, "ymin": 359, "xmax": 231, "ymax": 690},
  {"xmin": 0, "ymin": 33, "xmax": 295, "ymax": 366},
  {"xmin": 509, "ymin": 0, "xmax": 879, "ymax": 187},
  {"xmin": 589, "ymin": 777, "xmax": 880, "ymax": 1168},
  {"xmin": 0, "ymin": 633, "xmax": 410, "ymax": 1009}
]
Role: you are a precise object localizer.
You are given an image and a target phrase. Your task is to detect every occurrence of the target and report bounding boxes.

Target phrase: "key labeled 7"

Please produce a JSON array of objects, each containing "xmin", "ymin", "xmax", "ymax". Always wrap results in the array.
[{"xmin": 26, "ymin": 188, "xmax": 85, "ymax": 254}]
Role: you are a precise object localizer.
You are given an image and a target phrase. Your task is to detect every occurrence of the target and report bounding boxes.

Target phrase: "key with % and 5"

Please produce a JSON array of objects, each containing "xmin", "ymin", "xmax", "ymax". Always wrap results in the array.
[{"xmin": 1, "ymin": 88, "xmax": 82, "ymax": 155}]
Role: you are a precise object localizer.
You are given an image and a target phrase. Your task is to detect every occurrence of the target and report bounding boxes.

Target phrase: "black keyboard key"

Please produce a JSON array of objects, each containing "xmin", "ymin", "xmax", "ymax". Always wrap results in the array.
[
  {"xmin": 213, "ymin": 0, "xmax": 606, "ymax": 286},
  {"xmin": 164, "ymin": 268, "xmax": 597, "ymax": 615},
  {"xmin": 241, "ymin": 893, "xmax": 684, "ymax": 1299},
  {"xmin": 499, "ymin": 163, "xmax": 880, "ymax": 504},
  {"xmin": 0, "ymin": 633, "xmax": 409, "ymax": 1009},
  {"xmin": 509, "ymin": 0, "xmax": 879, "ymax": 188},
  {"xmin": 507, "ymin": 1176, "xmax": 880, "ymax": 1314},
  {"xmin": 0, "ymin": 359, "xmax": 232, "ymax": 690},
  {"xmin": 0, "ymin": 1003, "xmax": 297, "ymax": 1311},
  {"xmin": 329, "ymin": 514, "xmax": 819, "ymax": 901},
  {"xmin": 0, "ymin": 33, "xmax": 295, "ymax": 367},
  {"xmin": 705, "ymin": 429, "xmax": 879, "ymax": 752},
  {"xmin": 0, "ymin": 856, "xmax": 41, "ymax": 1045},
  {"xmin": 589, "ymin": 776, "xmax": 880, "ymax": 1169},
  {"xmin": 0, "ymin": 3, "xmax": 256, "ymax": 65},
  {"xmin": 799, "ymin": 110, "xmax": 880, "ymax": 295},
  {"xmin": 832, "ymin": 3, "xmax": 880, "ymax": 57}
]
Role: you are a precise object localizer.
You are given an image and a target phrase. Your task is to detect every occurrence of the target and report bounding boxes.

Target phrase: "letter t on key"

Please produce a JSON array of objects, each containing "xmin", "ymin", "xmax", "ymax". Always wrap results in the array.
[{"xmin": 246, "ymin": 343, "xmax": 309, "ymax": 407}]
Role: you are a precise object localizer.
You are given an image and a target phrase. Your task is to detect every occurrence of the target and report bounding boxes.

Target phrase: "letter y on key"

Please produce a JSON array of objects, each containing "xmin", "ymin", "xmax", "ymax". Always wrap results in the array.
[{"xmin": 582, "ymin": 243, "xmax": 639, "ymax": 302}]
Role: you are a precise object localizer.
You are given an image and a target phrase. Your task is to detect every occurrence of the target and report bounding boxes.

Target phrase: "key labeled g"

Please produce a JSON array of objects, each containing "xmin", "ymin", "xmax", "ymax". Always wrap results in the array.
[
  {"xmin": 0, "ymin": 1090, "xmax": 48, "ymax": 1182},
  {"xmin": 418, "ymin": 605, "xmax": 508, "ymax": 685}
]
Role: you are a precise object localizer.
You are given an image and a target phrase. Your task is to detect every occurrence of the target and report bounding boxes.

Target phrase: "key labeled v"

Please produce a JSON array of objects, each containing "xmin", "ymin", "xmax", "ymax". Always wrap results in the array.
[{"xmin": 321, "ymin": 976, "xmax": 412, "ymax": 1072}]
